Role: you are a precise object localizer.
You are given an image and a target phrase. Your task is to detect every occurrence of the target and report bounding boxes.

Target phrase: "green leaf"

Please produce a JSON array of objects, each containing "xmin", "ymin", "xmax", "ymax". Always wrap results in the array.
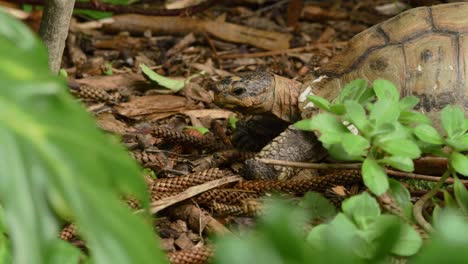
[
  {"xmin": 336, "ymin": 79, "xmax": 368, "ymax": 103},
  {"xmin": 442, "ymin": 190, "xmax": 458, "ymax": 210},
  {"xmin": 307, "ymin": 213, "xmax": 359, "ymax": 250},
  {"xmin": 413, "ymin": 124, "xmax": 444, "ymax": 145},
  {"xmin": 307, "ymin": 95, "xmax": 330, "ymax": 111},
  {"xmin": 59, "ymin": 69, "xmax": 68, "ymax": 78},
  {"xmin": 48, "ymin": 240, "xmax": 83, "ymax": 264},
  {"xmin": 318, "ymin": 133, "xmax": 346, "ymax": 145},
  {"xmin": 329, "ymin": 104, "xmax": 346, "ymax": 115},
  {"xmin": 372, "ymin": 79, "xmax": 399, "ymax": 102},
  {"xmin": 441, "ymin": 105, "xmax": 465, "ymax": 138},
  {"xmin": 328, "ymin": 144, "xmax": 364, "ymax": 161},
  {"xmin": 335, "ymin": 79, "xmax": 375, "ymax": 105},
  {"xmin": 295, "ymin": 114, "xmax": 348, "ymax": 144},
  {"xmin": 370, "ymin": 123, "xmax": 396, "ymax": 138},
  {"xmin": 342, "ymin": 134, "xmax": 369, "ymax": 157},
  {"xmin": 140, "ymin": 63, "xmax": 185, "ymax": 92},
  {"xmin": 259, "ymin": 200, "xmax": 312, "ymax": 263},
  {"xmin": 377, "ymin": 139, "xmax": 421, "ymax": 159},
  {"xmin": 450, "ymin": 152, "xmax": 468, "ymax": 176},
  {"xmin": 432, "ymin": 205, "xmax": 443, "ymax": 227},
  {"xmin": 103, "ymin": 62, "xmax": 113, "ymax": 76},
  {"xmin": 0, "ymin": 233, "xmax": 11, "ymax": 264},
  {"xmin": 344, "ymin": 101, "xmax": 367, "ymax": 131},
  {"xmin": 0, "ymin": 13, "xmax": 167, "ymax": 264},
  {"xmin": 369, "ymin": 99, "xmax": 400, "ymax": 127},
  {"xmin": 388, "ymin": 179, "xmax": 413, "ymax": 220},
  {"xmin": 0, "ymin": 205, "xmax": 5, "ymax": 233},
  {"xmin": 445, "ymin": 133, "xmax": 468, "ymax": 151},
  {"xmin": 417, "ymin": 142, "xmax": 447, "ymax": 157},
  {"xmin": 184, "ymin": 126, "xmax": 209, "ymax": 135},
  {"xmin": 359, "ymin": 215, "xmax": 401, "ymax": 260},
  {"xmin": 399, "ymin": 96, "xmax": 419, "ymax": 110},
  {"xmin": 362, "ymin": 158, "xmax": 389, "ymax": 195},
  {"xmin": 379, "ymin": 156, "xmax": 414, "ymax": 172},
  {"xmin": 389, "ymin": 221, "xmax": 422, "ymax": 256},
  {"xmin": 228, "ymin": 115, "xmax": 238, "ymax": 129},
  {"xmin": 342, "ymin": 192, "xmax": 380, "ymax": 229},
  {"xmin": 453, "ymin": 177, "xmax": 468, "ymax": 215},
  {"xmin": 399, "ymin": 110, "xmax": 431, "ymax": 125},
  {"xmin": 414, "ymin": 209, "xmax": 468, "ymax": 264},
  {"xmin": 299, "ymin": 192, "xmax": 337, "ymax": 222}
]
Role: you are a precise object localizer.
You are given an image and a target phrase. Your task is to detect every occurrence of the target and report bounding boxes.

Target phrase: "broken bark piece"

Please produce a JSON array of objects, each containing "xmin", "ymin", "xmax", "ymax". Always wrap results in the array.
[
  {"xmin": 115, "ymin": 95, "xmax": 196, "ymax": 121},
  {"xmin": 96, "ymin": 112, "xmax": 134, "ymax": 135},
  {"xmin": 74, "ymin": 72, "xmax": 152, "ymax": 91},
  {"xmin": 66, "ymin": 33, "xmax": 87, "ymax": 68},
  {"xmin": 93, "ymin": 33, "xmax": 150, "ymax": 51},
  {"xmin": 174, "ymin": 233, "xmax": 195, "ymax": 250},
  {"xmin": 166, "ymin": 33, "xmax": 197, "ymax": 57},
  {"xmin": 103, "ymin": 14, "xmax": 292, "ymax": 50},
  {"xmin": 168, "ymin": 204, "xmax": 231, "ymax": 236},
  {"xmin": 302, "ymin": 5, "xmax": 348, "ymax": 22}
]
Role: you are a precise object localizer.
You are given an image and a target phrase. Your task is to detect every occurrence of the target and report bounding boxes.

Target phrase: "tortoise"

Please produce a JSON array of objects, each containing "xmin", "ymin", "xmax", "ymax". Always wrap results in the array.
[{"xmin": 213, "ymin": 2, "xmax": 468, "ymax": 180}]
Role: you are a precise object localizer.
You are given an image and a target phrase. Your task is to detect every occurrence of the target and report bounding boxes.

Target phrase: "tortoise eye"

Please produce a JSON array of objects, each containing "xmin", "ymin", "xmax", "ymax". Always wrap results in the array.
[{"xmin": 232, "ymin": 87, "xmax": 246, "ymax": 96}]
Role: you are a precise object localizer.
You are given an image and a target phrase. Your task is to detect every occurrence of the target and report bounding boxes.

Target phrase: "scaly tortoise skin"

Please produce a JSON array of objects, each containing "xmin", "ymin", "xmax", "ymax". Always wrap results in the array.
[{"xmin": 214, "ymin": 3, "xmax": 468, "ymax": 180}]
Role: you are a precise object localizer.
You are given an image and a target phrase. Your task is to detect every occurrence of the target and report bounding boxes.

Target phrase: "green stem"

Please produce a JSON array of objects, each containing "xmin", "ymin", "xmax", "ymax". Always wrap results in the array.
[{"xmin": 413, "ymin": 168, "xmax": 452, "ymax": 233}]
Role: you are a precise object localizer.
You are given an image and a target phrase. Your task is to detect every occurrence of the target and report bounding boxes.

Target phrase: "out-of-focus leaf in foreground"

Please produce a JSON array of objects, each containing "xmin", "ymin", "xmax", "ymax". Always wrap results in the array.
[{"xmin": 0, "ymin": 11, "xmax": 167, "ymax": 264}]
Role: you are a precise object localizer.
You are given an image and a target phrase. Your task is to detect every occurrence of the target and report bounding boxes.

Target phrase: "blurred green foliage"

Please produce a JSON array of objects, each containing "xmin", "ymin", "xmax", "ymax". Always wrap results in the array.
[{"xmin": 0, "ymin": 11, "xmax": 167, "ymax": 264}]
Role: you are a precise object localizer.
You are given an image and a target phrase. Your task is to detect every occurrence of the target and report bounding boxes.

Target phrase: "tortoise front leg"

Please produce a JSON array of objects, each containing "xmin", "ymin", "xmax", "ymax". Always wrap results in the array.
[{"xmin": 243, "ymin": 125, "xmax": 327, "ymax": 180}]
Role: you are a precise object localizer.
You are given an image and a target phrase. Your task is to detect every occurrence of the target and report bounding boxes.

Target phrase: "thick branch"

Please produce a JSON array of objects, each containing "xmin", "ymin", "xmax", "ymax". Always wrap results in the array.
[
  {"xmin": 17, "ymin": 0, "xmax": 218, "ymax": 16},
  {"xmin": 39, "ymin": 0, "xmax": 76, "ymax": 73}
]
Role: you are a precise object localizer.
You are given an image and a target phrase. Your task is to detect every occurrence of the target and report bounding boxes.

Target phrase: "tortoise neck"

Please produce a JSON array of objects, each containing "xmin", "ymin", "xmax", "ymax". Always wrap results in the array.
[{"xmin": 271, "ymin": 74, "xmax": 301, "ymax": 122}]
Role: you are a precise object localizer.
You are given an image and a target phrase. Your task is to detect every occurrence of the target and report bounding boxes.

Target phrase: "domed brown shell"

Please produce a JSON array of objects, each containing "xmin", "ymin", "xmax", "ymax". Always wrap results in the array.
[{"xmin": 300, "ymin": 2, "xmax": 468, "ymax": 122}]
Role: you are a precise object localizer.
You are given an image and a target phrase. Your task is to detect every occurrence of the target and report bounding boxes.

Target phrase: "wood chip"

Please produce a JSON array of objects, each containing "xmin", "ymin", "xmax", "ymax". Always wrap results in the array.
[
  {"xmin": 103, "ymin": 15, "xmax": 292, "ymax": 50},
  {"xmin": 116, "ymin": 95, "xmax": 197, "ymax": 120}
]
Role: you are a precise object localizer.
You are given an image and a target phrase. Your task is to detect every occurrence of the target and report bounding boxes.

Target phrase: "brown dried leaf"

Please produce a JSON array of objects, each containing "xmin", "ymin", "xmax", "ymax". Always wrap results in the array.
[
  {"xmin": 96, "ymin": 112, "xmax": 134, "ymax": 135},
  {"xmin": 302, "ymin": 5, "xmax": 348, "ymax": 21},
  {"xmin": 74, "ymin": 73, "xmax": 152, "ymax": 91},
  {"xmin": 184, "ymin": 83, "xmax": 213, "ymax": 103},
  {"xmin": 183, "ymin": 109, "xmax": 234, "ymax": 120},
  {"xmin": 104, "ymin": 15, "xmax": 291, "ymax": 50}
]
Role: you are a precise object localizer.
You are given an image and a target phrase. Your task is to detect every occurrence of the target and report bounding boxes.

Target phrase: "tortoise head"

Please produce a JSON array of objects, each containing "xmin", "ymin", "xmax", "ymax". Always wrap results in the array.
[{"xmin": 214, "ymin": 71, "xmax": 275, "ymax": 115}]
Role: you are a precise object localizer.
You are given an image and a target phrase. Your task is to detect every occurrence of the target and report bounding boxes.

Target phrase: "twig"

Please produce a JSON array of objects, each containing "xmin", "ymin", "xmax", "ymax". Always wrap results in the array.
[
  {"xmin": 386, "ymin": 169, "xmax": 459, "ymax": 184},
  {"xmin": 150, "ymin": 175, "xmax": 242, "ymax": 213},
  {"xmin": 219, "ymin": 41, "xmax": 347, "ymax": 59},
  {"xmin": 257, "ymin": 158, "xmax": 361, "ymax": 169},
  {"xmin": 16, "ymin": 0, "xmax": 219, "ymax": 16},
  {"xmin": 203, "ymin": 31, "xmax": 223, "ymax": 69},
  {"xmin": 413, "ymin": 170, "xmax": 452, "ymax": 233},
  {"xmin": 257, "ymin": 158, "xmax": 468, "ymax": 184}
]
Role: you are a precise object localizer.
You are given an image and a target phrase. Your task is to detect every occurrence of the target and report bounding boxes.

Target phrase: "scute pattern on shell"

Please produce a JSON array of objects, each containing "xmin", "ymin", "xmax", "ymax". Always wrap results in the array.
[{"xmin": 300, "ymin": 2, "xmax": 468, "ymax": 121}]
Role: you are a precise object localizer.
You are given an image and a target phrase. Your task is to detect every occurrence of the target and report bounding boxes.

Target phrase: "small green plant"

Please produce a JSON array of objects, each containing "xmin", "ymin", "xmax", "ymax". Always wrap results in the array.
[
  {"xmin": 228, "ymin": 114, "xmax": 238, "ymax": 129},
  {"xmin": 103, "ymin": 62, "xmax": 113, "ymax": 75},
  {"xmin": 184, "ymin": 125, "xmax": 210, "ymax": 135},
  {"xmin": 295, "ymin": 79, "xmax": 468, "ymax": 195}
]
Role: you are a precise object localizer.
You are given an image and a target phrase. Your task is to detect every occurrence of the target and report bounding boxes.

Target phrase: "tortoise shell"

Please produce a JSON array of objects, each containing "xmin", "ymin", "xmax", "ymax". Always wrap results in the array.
[{"xmin": 300, "ymin": 2, "xmax": 468, "ymax": 122}]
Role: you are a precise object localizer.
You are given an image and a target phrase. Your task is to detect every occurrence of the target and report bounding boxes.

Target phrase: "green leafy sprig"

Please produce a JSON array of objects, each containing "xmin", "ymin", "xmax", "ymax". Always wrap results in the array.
[{"xmin": 295, "ymin": 79, "xmax": 468, "ymax": 195}]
